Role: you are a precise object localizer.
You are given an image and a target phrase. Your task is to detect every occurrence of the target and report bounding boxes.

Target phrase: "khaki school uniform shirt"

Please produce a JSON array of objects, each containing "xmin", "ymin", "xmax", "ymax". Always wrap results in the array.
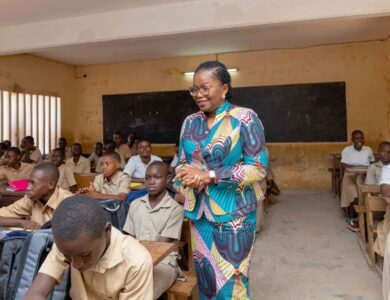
[
  {"xmin": 39, "ymin": 227, "xmax": 153, "ymax": 300},
  {"xmin": 93, "ymin": 171, "xmax": 130, "ymax": 195},
  {"xmin": 365, "ymin": 161, "xmax": 383, "ymax": 185},
  {"xmin": 0, "ymin": 187, "xmax": 73, "ymax": 225},
  {"xmin": 57, "ymin": 164, "xmax": 77, "ymax": 190},
  {"xmin": 95, "ymin": 151, "xmax": 126, "ymax": 173},
  {"xmin": 116, "ymin": 144, "xmax": 132, "ymax": 159},
  {"xmin": 88, "ymin": 152, "xmax": 101, "ymax": 168},
  {"xmin": 123, "ymin": 192, "xmax": 184, "ymax": 266},
  {"xmin": 21, "ymin": 148, "xmax": 42, "ymax": 164},
  {"xmin": 65, "ymin": 156, "xmax": 91, "ymax": 174},
  {"xmin": 0, "ymin": 162, "xmax": 33, "ymax": 181}
]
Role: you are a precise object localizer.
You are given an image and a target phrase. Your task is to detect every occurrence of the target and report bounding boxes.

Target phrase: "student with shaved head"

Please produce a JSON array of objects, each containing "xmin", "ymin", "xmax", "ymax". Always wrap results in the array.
[
  {"xmin": 0, "ymin": 163, "xmax": 73, "ymax": 230},
  {"xmin": 25, "ymin": 195, "xmax": 153, "ymax": 300}
]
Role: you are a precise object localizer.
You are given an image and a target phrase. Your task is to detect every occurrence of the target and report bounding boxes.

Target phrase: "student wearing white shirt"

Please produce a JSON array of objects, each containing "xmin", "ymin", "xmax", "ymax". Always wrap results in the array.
[
  {"xmin": 123, "ymin": 140, "xmax": 162, "ymax": 183},
  {"xmin": 340, "ymin": 130, "xmax": 375, "ymax": 231},
  {"xmin": 381, "ymin": 161, "xmax": 390, "ymax": 300}
]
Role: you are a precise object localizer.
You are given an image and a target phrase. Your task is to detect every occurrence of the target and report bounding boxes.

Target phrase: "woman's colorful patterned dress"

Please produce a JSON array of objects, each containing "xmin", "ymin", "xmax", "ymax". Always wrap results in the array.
[{"xmin": 176, "ymin": 101, "xmax": 267, "ymax": 299}]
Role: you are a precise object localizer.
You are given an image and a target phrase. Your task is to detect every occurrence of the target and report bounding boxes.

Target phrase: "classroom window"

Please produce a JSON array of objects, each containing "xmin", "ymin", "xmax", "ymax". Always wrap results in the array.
[{"xmin": 0, "ymin": 90, "xmax": 61, "ymax": 154}]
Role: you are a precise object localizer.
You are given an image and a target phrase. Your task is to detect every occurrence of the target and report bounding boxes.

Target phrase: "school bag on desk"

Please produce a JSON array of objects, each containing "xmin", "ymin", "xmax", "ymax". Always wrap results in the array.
[{"xmin": 99, "ymin": 199, "xmax": 129, "ymax": 231}]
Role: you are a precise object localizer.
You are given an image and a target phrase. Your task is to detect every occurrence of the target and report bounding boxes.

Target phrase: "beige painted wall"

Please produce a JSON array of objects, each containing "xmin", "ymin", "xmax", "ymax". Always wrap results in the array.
[
  {"xmin": 1, "ymin": 40, "xmax": 390, "ymax": 190},
  {"xmin": 0, "ymin": 54, "xmax": 76, "ymax": 147}
]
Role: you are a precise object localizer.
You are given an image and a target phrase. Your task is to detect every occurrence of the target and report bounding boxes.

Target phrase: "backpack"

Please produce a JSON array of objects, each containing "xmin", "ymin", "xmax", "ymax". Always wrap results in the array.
[
  {"xmin": 99, "ymin": 199, "xmax": 129, "ymax": 231},
  {"xmin": 10, "ymin": 228, "xmax": 70, "ymax": 300},
  {"xmin": 0, "ymin": 230, "xmax": 30, "ymax": 299}
]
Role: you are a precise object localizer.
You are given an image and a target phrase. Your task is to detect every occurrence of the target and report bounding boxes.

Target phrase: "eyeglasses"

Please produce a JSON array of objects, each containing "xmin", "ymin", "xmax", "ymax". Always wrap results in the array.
[{"xmin": 189, "ymin": 86, "xmax": 211, "ymax": 97}]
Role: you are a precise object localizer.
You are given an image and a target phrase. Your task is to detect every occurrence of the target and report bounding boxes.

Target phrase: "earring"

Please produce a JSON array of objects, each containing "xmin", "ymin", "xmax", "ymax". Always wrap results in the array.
[{"xmin": 222, "ymin": 94, "xmax": 226, "ymax": 100}]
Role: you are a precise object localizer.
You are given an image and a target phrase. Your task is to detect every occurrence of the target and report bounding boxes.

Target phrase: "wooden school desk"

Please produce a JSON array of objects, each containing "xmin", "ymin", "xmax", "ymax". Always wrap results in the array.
[
  {"xmin": 0, "ymin": 187, "xmax": 26, "ymax": 208},
  {"xmin": 357, "ymin": 184, "xmax": 382, "ymax": 266},
  {"xmin": 346, "ymin": 167, "xmax": 368, "ymax": 241},
  {"xmin": 141, "ymin": 241, "xmax": 175, "ymax": 266}
]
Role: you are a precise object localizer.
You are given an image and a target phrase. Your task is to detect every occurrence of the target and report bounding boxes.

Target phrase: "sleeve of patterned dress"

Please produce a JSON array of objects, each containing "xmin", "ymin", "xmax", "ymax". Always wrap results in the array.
[{"xmin": 214, "ymin": 109, "xmax": 268, "ymax": 187}]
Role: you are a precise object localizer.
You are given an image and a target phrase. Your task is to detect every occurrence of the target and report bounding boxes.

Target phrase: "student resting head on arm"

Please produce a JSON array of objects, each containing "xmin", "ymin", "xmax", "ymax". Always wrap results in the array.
[
  {"xmin": 0, "ymin": 163, "xmax": 73, "ymax": 230},
  {"xmin": 123, "ymin": 161, "xmax": 184, "ymax": 300},
  {"xmin": 20, "ymin": 136, "xmax": 42, "ymax": 164},
  {"xmin": 113, "ymin": 131, "xmax": 132, "ymax": 161},
  {"xmin": 78, "ymin": 152, "xmax": 130, "ymax": 201},
  {"xmin": 50, "ymin": 148, "xmax": 77, "ymax": 193},
  {"xmin": 24, "ymin": 195, "xmax": 153, "ymax": 300}
]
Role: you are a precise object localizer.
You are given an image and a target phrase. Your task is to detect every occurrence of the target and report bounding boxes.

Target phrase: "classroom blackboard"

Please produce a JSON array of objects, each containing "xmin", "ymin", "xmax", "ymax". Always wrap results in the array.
[{"xmin": 103, "ymin": 82, "xmax": 347, "ymax": 143}]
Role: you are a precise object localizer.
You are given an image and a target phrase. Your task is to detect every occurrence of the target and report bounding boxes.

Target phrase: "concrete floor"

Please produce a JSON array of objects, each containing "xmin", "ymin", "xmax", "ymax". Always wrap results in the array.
[{"xmin": 249, "ymin": 190, "xmax": 382, "ymax": 300}]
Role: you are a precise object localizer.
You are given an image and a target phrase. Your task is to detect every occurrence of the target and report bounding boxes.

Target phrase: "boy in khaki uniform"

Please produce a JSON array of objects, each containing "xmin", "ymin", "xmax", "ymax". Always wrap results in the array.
[
  {"xmin": 113, "ymin": 132, "xmax": 132, "ymax": 161},
  {"xmin": 65, "ymin": 143, "xmax": 91, "ymax": 174},
  {"xmin": 79, "ymin": 152, "xmax": 129, "ymax": 201},
  {"xmin": 372, "ymin": 143, "xmax": 390, "ymax": 257},
  {"xmin": 123, "ymin": 161, "xmax": 184, "ymax": 299},
  {"xmin": 50, "ymin": 148, "xmax": 77, "ymax": 193},
  {"xmin": 96, "ymin": 140, "xmax": 126, "ymax": 173},
  {"xmin": 88, "ymin": 142, "xmax": 103, "ymax": 171},
  {"xmin": 0, "ymin": 147, "xmax": 33, "ymax": 183},
  {"xmin": 20, "ymin": 136, "xmax": 42, "ymax": 164},
  {"xmin": 25, "ymin": 196, "xmax": 153, "ymax": 300},
  {"xmin": 0, "ymin": 163, "xmax": 72, "ymax": 230}
]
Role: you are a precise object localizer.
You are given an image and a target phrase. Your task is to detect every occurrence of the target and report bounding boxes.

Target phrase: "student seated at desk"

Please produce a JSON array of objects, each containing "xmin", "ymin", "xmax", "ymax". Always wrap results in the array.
[
  {"xmin": 113, "ymin": 131, "xmax": 132, "ymax": 161},
  {"xmin": 341, "ymin": 130, "xmax": 375, "ymax": 231},
  {"xmin": 20, "ymin": 136, "xmax": 42, "ymax": 164},
  {"xmin": 65, "ymin": 143, "xmax": 91, "ymax": 174},
  {"xmin": 57, "ymin": 137, "xmax": 73, "ymax": 160},
  {"xmin": 0, "ymin": 147, "xmax": 33, "ymax": 183},
  {"xmin": 380, "ymin": 165, "xmax": 390, "ymax": 300},
  {"xmin": 123, "ymin": 161, "xmax": 184, "ymax": 300},
  {"xmin": 0, "ymin": 163, "xmax": 73, "ymax": 230},
  {"xmin": 96, "ymin": 140, "xmax": 126, "ymax": 173},
  {"xmin": 124, "ymin": 140, "xmax": 162, "ymax": 183},
  {"xmin": 127, "ymin": 132, "xmax": 138, "ymax": 156},
  {"xmin": 78, "ymin": 152, "xmax": 130, "ymax": 201},
  {"xmin": 366, "ymin": 142, "xmax": 390, "ymax": 185},
  {"xmin": 0, "ymin": 142, "xmax": 7, "ymax": 165},
  {"xmin": 88, "ymin": 142, "xmax": 103, "ymax": 170},
  {"xmin": 24, "ymin": 196, "xmax": 153, "ymax": 300},
  {"xmin": 50, "ymin": 148, "xmax": 77, "ymax": 193},
  {"xmin": 370, "ymin": 142, "xmax": 390, "ymax": 260}
]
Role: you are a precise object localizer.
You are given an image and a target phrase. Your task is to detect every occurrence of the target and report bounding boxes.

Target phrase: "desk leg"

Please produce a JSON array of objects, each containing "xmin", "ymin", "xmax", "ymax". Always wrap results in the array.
[{"xmin": 356, "ymin": 174, "xmax": 366, "ymax": 244}]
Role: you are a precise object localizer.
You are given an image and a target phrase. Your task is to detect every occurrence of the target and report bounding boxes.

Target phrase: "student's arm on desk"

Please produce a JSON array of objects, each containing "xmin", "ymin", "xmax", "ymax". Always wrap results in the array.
[
  {"xmin": 23, "ymin": 273, "xmax": 57, "ymax": 300},
  {"xmin": 131, "ymin": 177, "xmax": 145, "ymax": 183},
  {"xmin": 78, "ymin": 182, "xmax": 127, "ymax": 201},
  {"xmin": 0, "ymin": 217, "xmax": 40, "ymax": 230}
]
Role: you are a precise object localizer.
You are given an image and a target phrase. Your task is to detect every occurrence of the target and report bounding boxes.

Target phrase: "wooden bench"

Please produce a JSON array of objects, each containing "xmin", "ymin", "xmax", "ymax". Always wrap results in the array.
[
  {"xmin": 357, "ymin": 184, "xmax": 385, "ymax": 267},
  {"xmin": 167, "ymin": 219, "xmax": 198, "ymax": 300},
  {"xmin": 366, "ymin": 193, "xmax": 386, "ymax": 267}
]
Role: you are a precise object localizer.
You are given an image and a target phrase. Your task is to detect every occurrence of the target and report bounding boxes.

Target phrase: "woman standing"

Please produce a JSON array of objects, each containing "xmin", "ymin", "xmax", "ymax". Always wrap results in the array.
[{"xmin": 175, "ymin": 61, "xmax": 267, "ymax": 299}]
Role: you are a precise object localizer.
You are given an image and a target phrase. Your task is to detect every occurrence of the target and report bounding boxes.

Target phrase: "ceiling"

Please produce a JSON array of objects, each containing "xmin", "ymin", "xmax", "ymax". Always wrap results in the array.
[
  {"xmin": 0, "ymin": 0, "xmax": 192, "ymax": 27},
  {"xmin": 30, "ymin": 15, "xmax": 390, "ymax": 65},
  {"xmin": 1, "ymin": 0, "xmax": 390, "ymax": 65}
]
